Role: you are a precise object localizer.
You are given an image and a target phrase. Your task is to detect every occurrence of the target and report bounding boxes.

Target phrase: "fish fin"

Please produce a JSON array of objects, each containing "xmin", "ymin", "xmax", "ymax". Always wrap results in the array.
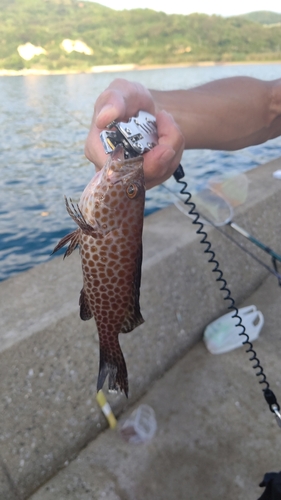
[
  {"xmin": 79, "ymin": 288, "xmax": 94, "ymax": 321},
  {"xmin": 65, "ymin": 197, "xmax": 102, "ymax": 237},
  {"xmin": 120, "ymin": 306, "xmax": 144, "ymax": 333},
  {"xmin": 97, "ymin": 341, "xmax": 128, "ymax": 397},
  {"xmin": 52, "ymin": 229, "xmax": 80, "ymax": 259},
  {"xmin": 120, "ymin": 243, "xmax": 144, "ymax": 333}
]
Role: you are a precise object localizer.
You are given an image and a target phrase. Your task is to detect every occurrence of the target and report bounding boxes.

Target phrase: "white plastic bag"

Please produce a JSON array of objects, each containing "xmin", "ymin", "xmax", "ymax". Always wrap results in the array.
[
  {"xmin": 203, "ymin": 305, "xmax": 264, "ymax": 354},
  {"xmin": 273, "ymin": 170, "xmax": 281, "ymax": 180}
]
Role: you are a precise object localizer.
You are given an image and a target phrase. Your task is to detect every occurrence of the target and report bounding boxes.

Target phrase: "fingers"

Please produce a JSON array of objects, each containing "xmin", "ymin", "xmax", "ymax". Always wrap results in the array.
[
  {"xmin": 95, "ymin": 79, "xmax": 155, "ymax": 127},
  {"xmin": 85, "ymin": 79, "xmax": 155, "ymax": 171},
  {"xmin": 142, "ymin": 110, "xmax": 185, "ymax": 189},
  {"xmin": 84, "ymin": 79, "xmax": 185, "ymax": 189}
]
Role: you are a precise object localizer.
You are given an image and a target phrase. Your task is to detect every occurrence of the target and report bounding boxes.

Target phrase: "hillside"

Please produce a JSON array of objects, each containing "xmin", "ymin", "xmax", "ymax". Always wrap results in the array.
[
  {"xmin": 1, "ymin": 0, "xmax": 281, "ymax": 71},
  {"xmin": 241, "ymin": 11, "xmax": 281, "ymax": 25}
]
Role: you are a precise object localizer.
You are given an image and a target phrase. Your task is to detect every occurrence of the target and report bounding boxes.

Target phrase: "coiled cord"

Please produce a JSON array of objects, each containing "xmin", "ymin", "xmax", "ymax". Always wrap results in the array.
[{"xmin": 173, "ymin": 165, "xmax": 280, "ymax": 415}]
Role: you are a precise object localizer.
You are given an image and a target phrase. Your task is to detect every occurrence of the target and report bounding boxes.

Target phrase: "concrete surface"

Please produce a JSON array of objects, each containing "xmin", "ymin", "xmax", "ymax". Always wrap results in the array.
[
  {"xmin": 0, "ymin": 157, "xmax": 281, "ymax": 499},
  {"xmin": 30, "ymin": 275, "xmax": 281, "ymax": 500}
]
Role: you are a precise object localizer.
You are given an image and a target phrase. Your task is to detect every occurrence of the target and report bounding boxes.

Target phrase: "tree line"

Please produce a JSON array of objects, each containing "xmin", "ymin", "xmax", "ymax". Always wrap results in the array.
[{"xmin": 1, "ymin": 0, "xmax": 281, "ymax": 70}]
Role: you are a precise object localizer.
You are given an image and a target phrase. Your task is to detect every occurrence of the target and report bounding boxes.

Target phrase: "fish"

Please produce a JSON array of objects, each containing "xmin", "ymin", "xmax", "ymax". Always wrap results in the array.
[{"xmin": 52, "ymin": 145, "xmax": 145, "ymax": 397}]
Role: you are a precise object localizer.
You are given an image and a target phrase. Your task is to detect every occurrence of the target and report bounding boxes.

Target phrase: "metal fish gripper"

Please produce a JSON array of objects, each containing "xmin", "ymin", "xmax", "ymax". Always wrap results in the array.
[{"xmin": 100, "ymin": 110, "xmax": 158, "ymax": 158}]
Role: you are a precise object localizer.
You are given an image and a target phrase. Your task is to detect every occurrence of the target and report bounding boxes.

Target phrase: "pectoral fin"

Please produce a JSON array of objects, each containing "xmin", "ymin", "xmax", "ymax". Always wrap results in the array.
[
  {"xmin": 120, "ymin": 243, "xmax": 144, "ymax": 333},
  {"xmin": 65, "ymin": 197, "xmax": 103, "ymax": 238},
  {"xmin": 52, "ymin": 229, "xmax": 80, "ymax": 258}
]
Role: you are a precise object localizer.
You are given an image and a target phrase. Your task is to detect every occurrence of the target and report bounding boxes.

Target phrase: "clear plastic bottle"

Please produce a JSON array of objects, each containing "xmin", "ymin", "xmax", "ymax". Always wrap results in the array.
[{"xmin": 120, "ymin": 404, "xmax": 157, "ymax": 444}]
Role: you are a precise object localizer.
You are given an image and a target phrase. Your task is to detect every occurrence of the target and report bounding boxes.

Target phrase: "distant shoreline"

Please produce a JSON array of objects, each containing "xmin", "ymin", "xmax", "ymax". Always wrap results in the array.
[{"xmin": 0, "ymin": 60, "xmax": 280, "ymax": 77}]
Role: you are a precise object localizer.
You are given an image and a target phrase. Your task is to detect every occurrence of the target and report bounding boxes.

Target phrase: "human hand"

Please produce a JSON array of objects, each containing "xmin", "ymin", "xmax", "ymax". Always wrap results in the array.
[{"xmin": 84, "ymin": 79, "xmax": 184, "ymax": 189}]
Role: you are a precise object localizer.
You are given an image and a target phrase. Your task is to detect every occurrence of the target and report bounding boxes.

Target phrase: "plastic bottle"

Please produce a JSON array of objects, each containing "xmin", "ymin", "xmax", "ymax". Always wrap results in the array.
[{"xmin": 120, "ymin": 404, "xmax": 157, "ymax": 444}]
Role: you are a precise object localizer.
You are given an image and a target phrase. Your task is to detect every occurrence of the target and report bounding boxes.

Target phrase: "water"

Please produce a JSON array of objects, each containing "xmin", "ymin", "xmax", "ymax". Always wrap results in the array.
[{"xmin": 1, "ymin": 63, "xmax": 281, "ymax": 281}]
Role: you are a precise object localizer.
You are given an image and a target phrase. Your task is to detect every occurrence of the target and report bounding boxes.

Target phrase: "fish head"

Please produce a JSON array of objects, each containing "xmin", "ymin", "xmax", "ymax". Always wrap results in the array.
[
  {"xmin": 104, "ymin": 144, "xmax": 145, "ymax": 198},
  {"xmin": 80, "ymin": 145, "xmax": 145, "ymax": 226}
]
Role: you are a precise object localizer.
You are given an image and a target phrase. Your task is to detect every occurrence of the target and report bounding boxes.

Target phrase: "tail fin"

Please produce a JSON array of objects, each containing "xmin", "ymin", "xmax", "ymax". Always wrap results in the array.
[{"xmin": 97, "ymin": 340, "xmax": 128, "ymax": 397}]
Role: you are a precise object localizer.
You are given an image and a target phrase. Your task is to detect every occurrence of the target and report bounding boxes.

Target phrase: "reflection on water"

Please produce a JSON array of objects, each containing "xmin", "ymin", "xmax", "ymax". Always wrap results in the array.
[{"xmin": 1, "ymin": 64, "xmax": 281, "ymax": 281}]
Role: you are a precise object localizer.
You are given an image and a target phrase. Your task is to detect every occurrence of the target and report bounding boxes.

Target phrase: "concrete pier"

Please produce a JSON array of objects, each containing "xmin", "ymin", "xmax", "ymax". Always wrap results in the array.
[{"xmin": 0, "ymin": 158, "xmax": 281, "ymax": 499}]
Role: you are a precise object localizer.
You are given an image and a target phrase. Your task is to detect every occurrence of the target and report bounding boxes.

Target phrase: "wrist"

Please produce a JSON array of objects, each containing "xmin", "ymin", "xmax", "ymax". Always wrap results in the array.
[{"xmin": 149, "ymin": 89, "xmax": 165, "ymax": 115}]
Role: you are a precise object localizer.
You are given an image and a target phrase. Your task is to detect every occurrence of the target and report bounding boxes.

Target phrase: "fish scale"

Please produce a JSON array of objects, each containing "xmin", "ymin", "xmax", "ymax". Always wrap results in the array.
[{"xmin": 53, "ymin": 145, "xmax": 145, "ymax": 396}]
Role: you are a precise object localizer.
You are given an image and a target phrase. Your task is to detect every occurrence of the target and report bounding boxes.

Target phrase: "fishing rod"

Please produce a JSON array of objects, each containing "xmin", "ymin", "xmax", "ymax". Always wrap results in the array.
[
  {"xmin": 163, "ymin": 182, "xmax": 281, "ymax": 286},
  {"xmin": 200, "ymin": 212, "xmax": 281, "ymax": 284},
  {"xmin": 230, "ymin": 221, "xmax": 281, "ymax": 261},
  {"xmin": 229, "ymin": 222, "xmax": 281, "ymax": 284},
  {"xmin": 205, "ymin": 174, "xmax": 281, "ymax": 280}
]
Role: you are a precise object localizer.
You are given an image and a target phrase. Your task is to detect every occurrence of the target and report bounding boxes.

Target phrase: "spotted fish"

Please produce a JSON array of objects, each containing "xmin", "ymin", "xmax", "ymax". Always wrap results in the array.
[{"xmin": 53, "ymin": 145, "xmax": 145, "ymax": 397}]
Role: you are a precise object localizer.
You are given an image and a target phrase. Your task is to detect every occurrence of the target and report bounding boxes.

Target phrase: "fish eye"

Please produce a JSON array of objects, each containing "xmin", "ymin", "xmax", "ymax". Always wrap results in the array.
[{"xmin": 126, "ymin": 183, "xmax": 139, "ymax": 199}]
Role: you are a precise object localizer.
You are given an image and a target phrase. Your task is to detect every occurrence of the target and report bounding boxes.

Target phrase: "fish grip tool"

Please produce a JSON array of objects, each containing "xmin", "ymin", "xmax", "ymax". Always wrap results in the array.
[
  {"xmin": 100, "ymin": 110, "xmax": 158, "ymax": 158},
  {"xmin": 101, "ymin": 111, "xmax": 281, "ymax": 427}
]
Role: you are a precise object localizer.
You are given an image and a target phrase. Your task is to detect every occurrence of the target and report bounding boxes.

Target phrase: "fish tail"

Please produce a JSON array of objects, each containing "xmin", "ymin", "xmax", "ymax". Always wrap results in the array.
[{"xmin": 97, "ymin": 340, "xmax": 128, "ymax": 398}]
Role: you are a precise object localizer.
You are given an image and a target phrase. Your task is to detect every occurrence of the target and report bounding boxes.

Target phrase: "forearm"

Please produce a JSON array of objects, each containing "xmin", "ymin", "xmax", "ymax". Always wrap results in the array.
[
  {"xmin": 86, "ymin": 76, "xmax": 281, "ymax": 188},
  {"xmin": 150, "ymin": 77, "xmax": 281, "ymax": 150}
]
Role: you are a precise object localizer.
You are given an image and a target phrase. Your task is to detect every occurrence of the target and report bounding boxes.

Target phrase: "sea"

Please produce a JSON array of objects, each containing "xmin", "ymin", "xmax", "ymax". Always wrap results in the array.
[{"xmin": 1, "ymin": 63, "xmax": 281, "ymax": 281}]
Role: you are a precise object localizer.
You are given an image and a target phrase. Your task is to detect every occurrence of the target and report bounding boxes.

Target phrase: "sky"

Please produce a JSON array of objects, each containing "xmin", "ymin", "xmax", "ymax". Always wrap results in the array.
[{"xmin": 90, "ymin": 0, "xmax": 281, "ymax": 17}]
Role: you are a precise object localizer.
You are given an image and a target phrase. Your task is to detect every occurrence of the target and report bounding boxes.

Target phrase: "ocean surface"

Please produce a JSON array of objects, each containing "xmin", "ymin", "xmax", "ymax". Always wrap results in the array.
[{"xmin": 1, "ymin": 63, "xmax": 281, "ymax": 281}]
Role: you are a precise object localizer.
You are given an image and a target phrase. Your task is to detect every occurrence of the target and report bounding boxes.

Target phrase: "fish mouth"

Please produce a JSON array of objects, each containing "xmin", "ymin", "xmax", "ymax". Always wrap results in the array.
[
  {"xmin": 111, "ymin": 145, "xmax": 143, "ymax": 168},
  {"xmin": 107, "ymin": 145, "xmax": 143, "ymax": 182},
  {"xmin": 111, "ymin": 144, "xmax": 126, "ymax": 162}
]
